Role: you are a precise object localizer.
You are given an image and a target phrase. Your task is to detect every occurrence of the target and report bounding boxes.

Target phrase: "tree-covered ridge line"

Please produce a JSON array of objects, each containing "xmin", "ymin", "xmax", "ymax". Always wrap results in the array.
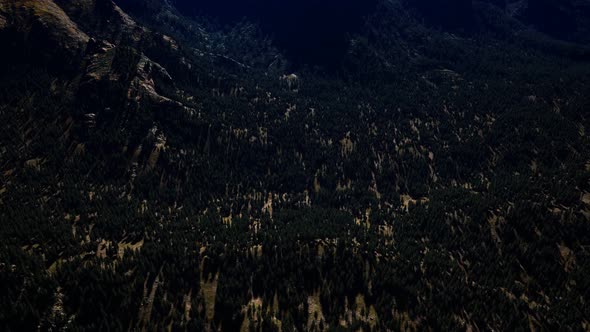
[{"xmin": 1, "ymin": 0, "xmax": 590, "ymax": 330}]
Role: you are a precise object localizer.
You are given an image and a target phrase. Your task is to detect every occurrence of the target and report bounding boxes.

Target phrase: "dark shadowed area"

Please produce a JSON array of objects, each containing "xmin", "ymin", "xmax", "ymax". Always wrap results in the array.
[{"xmin": 169, "ymin": 0, "xmax": 378, "ymax": 66}]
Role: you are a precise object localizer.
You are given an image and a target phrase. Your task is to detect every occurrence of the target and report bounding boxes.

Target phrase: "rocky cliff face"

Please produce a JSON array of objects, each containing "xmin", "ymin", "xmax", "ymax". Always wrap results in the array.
[
  {"xmin": 0, "ymin": 0, "xmax": 193, "ymax": 183},
  {"xmin": 0, "ymin": 0, "xmax": 89, "ymax": 63},
  {"xmin": 54, "ymin": 0, "xmax": 146, "ymax": 43},
  {"xmin": 2, "ymin": 0, "xmax": 185, "ymax": 118}
]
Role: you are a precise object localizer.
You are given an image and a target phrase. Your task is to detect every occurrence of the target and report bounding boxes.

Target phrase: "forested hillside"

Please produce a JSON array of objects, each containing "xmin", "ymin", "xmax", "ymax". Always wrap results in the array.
[{"xmin": 1, "ymin": 0, "xmax": 589, "ymax": 330}]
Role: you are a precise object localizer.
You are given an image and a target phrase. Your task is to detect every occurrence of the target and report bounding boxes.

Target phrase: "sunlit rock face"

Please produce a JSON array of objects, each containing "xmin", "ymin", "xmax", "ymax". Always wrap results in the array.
[{"xmin": 168, "ymin": 0, "xmax": 378, "ymax": 67}]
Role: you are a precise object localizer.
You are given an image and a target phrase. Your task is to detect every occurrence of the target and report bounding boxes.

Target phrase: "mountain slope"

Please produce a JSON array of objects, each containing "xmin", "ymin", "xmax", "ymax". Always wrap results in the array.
[{"xmin": 1, "ymin": 0, "xmax": 590, "ymax": 331}]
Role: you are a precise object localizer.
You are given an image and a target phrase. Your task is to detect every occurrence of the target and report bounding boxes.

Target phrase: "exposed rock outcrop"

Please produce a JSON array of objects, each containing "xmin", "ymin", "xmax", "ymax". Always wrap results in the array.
[
  {"xmin": 54, "ymin": 0, "xmax": 146, "ymax": 43},
  {"xmin": 128, "ymin": 55, "xmax": 183, "ymax": 108},
  {"xmin": 0, "ymin": 0, "xmax": 89, "ymax": 54}
]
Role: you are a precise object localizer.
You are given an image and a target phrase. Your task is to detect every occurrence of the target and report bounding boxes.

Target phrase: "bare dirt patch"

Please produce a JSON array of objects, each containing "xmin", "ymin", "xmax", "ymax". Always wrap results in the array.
[
  {"xmin": 117, "ymin": 238, "xmax": 144, "ymax": 259},
  {"xmin": 307, "ymin": 291, "xmax": 326, "ymax": 331},
  {"xmin": 200, "ymin": 271, "xmax": 219, "ymax": 322}
]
